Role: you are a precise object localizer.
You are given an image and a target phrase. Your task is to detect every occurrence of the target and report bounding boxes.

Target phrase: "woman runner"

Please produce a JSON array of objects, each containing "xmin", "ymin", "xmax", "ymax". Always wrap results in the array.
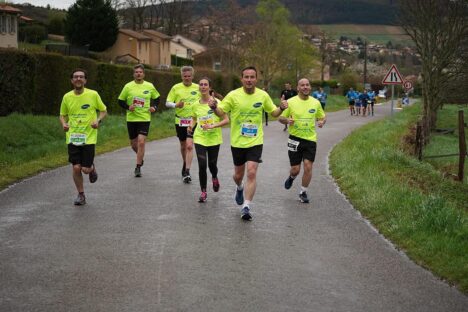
[{"xmin": 188, "ymin": 78, "xmax": 229, "ymax": 202}]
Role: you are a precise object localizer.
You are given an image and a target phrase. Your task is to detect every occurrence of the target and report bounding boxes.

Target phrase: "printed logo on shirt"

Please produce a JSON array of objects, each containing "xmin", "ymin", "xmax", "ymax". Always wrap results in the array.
[
  {"xmin": 208, "ymin": 109, "xmax": 214, "ymax": 114},
  {"xmin": 308, "ymin": 109, "xmax": 316, "ymax": 113},
  {"xmin": 81, "ymin": 104, "xmax": 90, "ymax": 109},
  {"xmin": 191, "ymin": 91, "xmax": 197, "ymax": 95},
  {"xmin": 143, "ymin": 90, "xmax": 149, "ymax": 94},
  {"xmin": 253, "ymin": 102, "xmax": 262, "ymax": 108}
]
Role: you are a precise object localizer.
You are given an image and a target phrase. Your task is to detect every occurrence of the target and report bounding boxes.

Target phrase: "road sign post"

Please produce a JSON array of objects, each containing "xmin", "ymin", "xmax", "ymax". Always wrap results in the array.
[{"xmin": 382, "ymin": 64, "xmax": 404, "ymax": 116}]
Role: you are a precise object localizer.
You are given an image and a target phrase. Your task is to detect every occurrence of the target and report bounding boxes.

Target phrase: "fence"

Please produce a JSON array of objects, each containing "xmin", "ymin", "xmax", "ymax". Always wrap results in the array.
[{"xmin": 415, "ymin": 110, "xmax": 467, "ymax": 182}]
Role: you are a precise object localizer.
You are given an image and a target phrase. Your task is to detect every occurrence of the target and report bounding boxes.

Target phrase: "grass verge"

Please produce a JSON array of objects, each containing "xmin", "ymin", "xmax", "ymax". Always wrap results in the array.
[
  {"xmin": 423, "ymin": 104, "xmax": 468, "ymax": 184},
  {"xmin": 329, "ymin": 103, "xmax": 468, "ymax": 293},
  {"xmin": 325, "ymin": 95, "xmax": 348, "ymax": 112},
  {"xmin": 0, "ymin": 111, "xmax": 176, "ymax": 190}
]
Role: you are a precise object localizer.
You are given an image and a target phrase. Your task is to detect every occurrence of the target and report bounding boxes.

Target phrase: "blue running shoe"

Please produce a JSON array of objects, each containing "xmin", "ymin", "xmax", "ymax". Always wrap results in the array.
[
  {"xmin": 284, "ymin": 176, "xmax": 294, "ymax": 189},
  {"xmin": 299, "ymin": 191, "xmax": 310, "ymax": 203},
  {"xmin": 240, "ymin": 206, "xmax": 252, "ymax": 221},
  {"xmin": 235, "ymin": 187, "xmax": 244, "ymax": 205}
]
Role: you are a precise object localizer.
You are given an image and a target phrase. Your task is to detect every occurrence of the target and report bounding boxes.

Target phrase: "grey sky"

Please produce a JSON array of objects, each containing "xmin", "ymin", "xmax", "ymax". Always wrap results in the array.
[{"xmin": 10, "ymin": 0, "xmax": 76, "ymax": 10}]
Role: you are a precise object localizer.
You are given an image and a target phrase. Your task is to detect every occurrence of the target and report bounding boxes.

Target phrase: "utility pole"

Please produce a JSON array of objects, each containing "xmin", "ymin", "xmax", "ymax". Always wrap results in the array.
[{"xmin": 363, "ymin": 40, "xmax": 367, "ymax": 87}]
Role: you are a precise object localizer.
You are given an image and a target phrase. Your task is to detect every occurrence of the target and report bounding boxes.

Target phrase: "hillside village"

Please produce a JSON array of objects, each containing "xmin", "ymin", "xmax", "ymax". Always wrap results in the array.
[{"xmin": 0, "ymin": 1, "xmax": 420, "ymax": 86}]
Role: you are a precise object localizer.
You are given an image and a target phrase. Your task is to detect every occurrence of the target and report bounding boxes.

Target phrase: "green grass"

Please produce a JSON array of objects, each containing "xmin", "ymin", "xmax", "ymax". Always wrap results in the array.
[
  {"xmin": 325, "ymin": 95, "xmax": 348, "ymax": 112},
  {"xmin": 0, "ymin": 111, "xmax": 176, "ymax": 190},
  {"xmin": 330, "ymin": 102, "xmax": 468, "ymax": 293},
  {"xmin": 317, "ymin": 24, "xmax": 413, "ymax": 46},
  {"xmin": 423, "ymin": 105, "xmax": 468, "ymax": 183}
]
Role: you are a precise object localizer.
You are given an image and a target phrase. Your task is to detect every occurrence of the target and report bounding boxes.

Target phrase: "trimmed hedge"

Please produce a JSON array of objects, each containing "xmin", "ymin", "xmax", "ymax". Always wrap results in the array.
[{"xmin": 0, "ymin": 49, "xmax": 240, "ymax": 116}]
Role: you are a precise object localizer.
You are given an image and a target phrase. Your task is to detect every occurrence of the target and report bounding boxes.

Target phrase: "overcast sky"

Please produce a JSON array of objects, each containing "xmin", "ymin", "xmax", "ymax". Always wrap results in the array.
[{"xmin": 11, "ymin": 0, "xmax": 76, "ymax": 10}]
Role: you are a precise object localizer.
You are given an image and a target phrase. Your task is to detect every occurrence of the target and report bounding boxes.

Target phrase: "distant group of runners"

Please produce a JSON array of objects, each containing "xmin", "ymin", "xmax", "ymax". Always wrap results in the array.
[
  {"xmin": 59, "ymin": 65, "xmax": 326, "ymax": 221},
  {"xmin": 346, "ymin": 87, "xmax": 376, "ymax": 116}
]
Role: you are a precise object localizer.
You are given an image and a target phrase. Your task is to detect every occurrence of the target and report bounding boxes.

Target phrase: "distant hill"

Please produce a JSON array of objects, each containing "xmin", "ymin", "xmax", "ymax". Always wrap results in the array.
[
  {"xmin": 13, "ymin": 3, "xmax": 66, "ymax": 25},
  {"xmin": 204, "ymin": 0, "xmax": 399, "ymax": 25}
]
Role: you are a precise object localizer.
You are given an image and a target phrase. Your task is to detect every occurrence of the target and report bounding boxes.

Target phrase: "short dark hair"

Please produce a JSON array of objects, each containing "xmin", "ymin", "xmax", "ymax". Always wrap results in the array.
[
  {"xmin": 133, "ymin": 64, "xmax": 145, "ymax": 71},
  {"xmin": 241, "ymin": 66, "xmax": 257, "ymax": 77},
  {"xmin": 71, "ymin": 68, "xmax": 87, "ymax": 79}
]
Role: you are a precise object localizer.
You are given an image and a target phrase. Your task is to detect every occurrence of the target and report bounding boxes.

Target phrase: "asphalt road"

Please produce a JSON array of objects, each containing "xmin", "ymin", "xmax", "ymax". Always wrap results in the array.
[{"xmin": 1, "ymin": 102, "xmax": 467, "ymax": 311}]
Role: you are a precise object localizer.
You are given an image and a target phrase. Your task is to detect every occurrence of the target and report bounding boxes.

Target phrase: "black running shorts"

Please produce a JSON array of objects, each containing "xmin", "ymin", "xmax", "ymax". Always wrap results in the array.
[
  {"xmin": 287, "ymin": 135, "xmax": 317, "ymax": 166},
  {"xmin": 68, "ymin": 144, "xmax": 95, "ymax": 168},
  {"xmin": 231, "ymin": 144, "xmax": 263, "ymax": 166},
  {"xmin": 127, "ymin": 121, "xmax": 150, "ymax": 140}
]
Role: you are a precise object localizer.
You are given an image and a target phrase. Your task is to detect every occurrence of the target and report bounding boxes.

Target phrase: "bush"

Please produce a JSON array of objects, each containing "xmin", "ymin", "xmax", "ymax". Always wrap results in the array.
[
  {"xmin": 0, "ymin": 49, "xmax": 239, "ymax": 116},
  {"xmin": 19, "ymin": 24, "xmax": 47, "ymax": 44}
]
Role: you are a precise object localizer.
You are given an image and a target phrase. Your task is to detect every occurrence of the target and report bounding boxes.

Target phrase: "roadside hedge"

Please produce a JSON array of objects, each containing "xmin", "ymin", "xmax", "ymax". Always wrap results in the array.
[{"xmin": 0, "ymin": 49, "xmax": 240, "ymax": 116}]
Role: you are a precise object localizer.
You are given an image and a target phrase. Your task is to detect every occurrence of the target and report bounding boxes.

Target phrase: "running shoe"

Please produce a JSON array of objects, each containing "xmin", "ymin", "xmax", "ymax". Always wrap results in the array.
[
  {"xmin": 240, "ymin": 206, "xmax": 252, "ymax": 221},
  {"xmin": 198, "ymin": 191, "xmax": 207, "ymax": 203},
  {"xmin": 73, "ymin": 193, "xmax": 86, "ymax": 206},
  {"xmin": 212, "ymin": 177, "xmax": 220, "ymax": 192},
  {"xmin": 134, "ymin": 166, "xmax": 142, "ymax": 177},
  {"xmin": 235, "ymin": 187, "xmax": 244, "ymax": 205},
  {"xmin": 89, "ymin": 164, "xmax": 98, "ymax": 183},
  {"xmin": 299, "ymin": 191, "xmax": 310, "ymax": 203},
  {"xmin": 183, "ymin": 172, "xmax": 191, "ymax": 183},
  {"xmin": 284, "ymin": 176, "xmax": 294, "ymax": 189}
]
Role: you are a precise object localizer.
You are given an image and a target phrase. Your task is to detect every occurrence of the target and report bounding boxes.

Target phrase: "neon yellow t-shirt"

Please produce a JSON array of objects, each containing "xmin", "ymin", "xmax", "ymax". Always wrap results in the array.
[
  {"xmin": 166, "ymin": 82, "xmax": 200, "ymax": 126},
  {"xmin": 118, "ymin": 80, "xmax": 160, "ymax": 122},
  {"xmin": 192, "ymin": 99, "xmax": 223, "ymax": 147},
  {"xmin": 281, "ymin": 95, "xmax": 325, "ymax": 142},
  {"xmin": 60, "ymin": 88, "xmax": 107, "ymax": 145},
  {"xmin": 219, "ymin": 87, "xmax": 276, "ymax": 148}
]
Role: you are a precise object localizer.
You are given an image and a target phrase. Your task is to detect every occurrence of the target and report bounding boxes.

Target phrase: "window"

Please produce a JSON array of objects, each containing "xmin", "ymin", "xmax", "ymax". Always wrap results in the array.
[
  {"xmin": 10, "ymin": 16, "xmax": 16, "ymax": 33},
  {"xmin": 6, "ymin": 15, "xmax": 11, "ymax": 33},
  {"xmin": 0, "ymin": 15, "xmax": 5, "ymax": 33}
]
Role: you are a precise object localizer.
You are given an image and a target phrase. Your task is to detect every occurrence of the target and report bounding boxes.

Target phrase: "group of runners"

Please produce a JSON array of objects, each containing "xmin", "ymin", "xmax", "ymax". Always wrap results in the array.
[
  {"xmin": 346, "ymin": 87, "xmax": 376, "ymax": 116},
  {"xmin": 59, "ymin": 65, "xmax": 326, "ymax": 221}
]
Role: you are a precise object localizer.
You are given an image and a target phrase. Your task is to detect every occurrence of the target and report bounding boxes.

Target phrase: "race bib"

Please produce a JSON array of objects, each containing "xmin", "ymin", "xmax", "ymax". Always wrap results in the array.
[
  {"xmin": 287, "ymin": 138, "xmax": 300, "ymax": 152},
  {"xmin": 179, "ymin": 117, "xmax": 192, "ymax": 127},
  {"xmin": 132, "ymin": 96, "xmax": 145, "ymax": 108},
  {"xmin": 241, "ymin": 123, "xmax": 258, "ymax": 137},
  {"xmin": 70, "ymin": 133, "xmax": 86, "ymax": 145},
  {"xmin": 199, "ymin": 115, "xmax": 214, "ymax": 131}
]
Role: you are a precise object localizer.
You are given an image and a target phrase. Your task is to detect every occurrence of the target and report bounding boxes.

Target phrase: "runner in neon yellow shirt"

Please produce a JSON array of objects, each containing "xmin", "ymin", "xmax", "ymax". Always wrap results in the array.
[
  {"xmin": 118, "ymin": 64, "xmax": 160, "ymax": 177},
  {"xmin": 279, "ymin": 78, "xmax": 326, "ymax": 204},
  {"xmin": 189, "ymin": 77, "xmax": 229, "ymax": 203},
  {"xmin": 59, "ymin": 68, "xmax": 107, "ymax": 206},
  {"xmin": 165, "ymin": 66, "xmax": 200, "ymax": 183},
  {"xmin": 211, "ymin": 66, "xmax": 287, "ymax": 220}
]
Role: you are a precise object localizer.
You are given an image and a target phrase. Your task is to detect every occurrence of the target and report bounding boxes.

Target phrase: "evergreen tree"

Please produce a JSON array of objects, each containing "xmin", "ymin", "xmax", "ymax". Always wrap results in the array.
[{"xmin": 64, "ymin": 0, "xmax": 118, "ymax": 52}]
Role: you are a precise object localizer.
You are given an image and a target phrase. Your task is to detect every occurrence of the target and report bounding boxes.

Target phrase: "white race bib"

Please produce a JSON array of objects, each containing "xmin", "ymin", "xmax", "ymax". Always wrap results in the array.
[
  {"xmin": 199, "ymin": 115, "xmax": 214, "ymax": 131},
  {"xmin": 287, "ymin": 138, "xmax": 299, "ymax": 152},
  {"xmin": 240, "ymin": 123, "xmax": 258, "ymax": 137},
  {"xmin": 132, "ymin": 96, "xmax": 145, "ymax": 108},
  {"xmin": 70, "ymin": 133, "xmax": 87, "ymax": 145},
  {"xmin": 179, "ymin": 117, "xmax": 192, "ymax": 127}
]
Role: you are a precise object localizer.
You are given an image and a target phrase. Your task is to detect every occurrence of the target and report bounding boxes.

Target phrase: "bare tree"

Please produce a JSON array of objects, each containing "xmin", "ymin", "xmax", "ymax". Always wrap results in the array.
[
  {"xmin": 399, "ymin": 0, "xmax": 468, "ymax": 138},
  {"xmin": 318, "ymin": 31, "xmax": 334, "ymax": 83},
  {"xmin": 127, "ymin": 0, "xmax": 148, "ymax": 30}
]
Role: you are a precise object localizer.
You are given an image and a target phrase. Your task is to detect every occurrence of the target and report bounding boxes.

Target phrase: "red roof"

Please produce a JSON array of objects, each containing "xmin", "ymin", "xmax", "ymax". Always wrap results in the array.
[{"xmin": 0, "ymin": 4, "xmax": 22, "ymax": 14}]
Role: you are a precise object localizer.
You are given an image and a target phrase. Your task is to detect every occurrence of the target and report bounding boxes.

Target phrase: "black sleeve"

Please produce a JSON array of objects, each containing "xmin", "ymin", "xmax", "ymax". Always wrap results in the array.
[
  {"xmin": 151, "ymin": 98, "xmax": 160, "ymax": 110},
  {"xmin": 118, "ymin": 99, "xmax": 129, "ymax": 110}
]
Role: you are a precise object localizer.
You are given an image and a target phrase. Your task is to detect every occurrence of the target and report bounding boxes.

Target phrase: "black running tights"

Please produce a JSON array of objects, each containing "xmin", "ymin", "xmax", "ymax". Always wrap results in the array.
[{"xmin": 195, "ymin": 144, "xmax": 220, "ymax": 190}]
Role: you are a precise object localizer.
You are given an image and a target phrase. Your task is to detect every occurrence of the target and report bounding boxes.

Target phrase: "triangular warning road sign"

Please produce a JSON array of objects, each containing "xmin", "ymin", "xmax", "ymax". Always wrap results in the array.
[{"xmin": 382, "ymin": 64, "xmax": 403, "ymax": 84}]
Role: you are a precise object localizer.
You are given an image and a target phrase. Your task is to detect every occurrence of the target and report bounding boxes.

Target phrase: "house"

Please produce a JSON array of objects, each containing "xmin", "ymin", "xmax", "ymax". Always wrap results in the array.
[
  {"xmin": 107, "ymin": 29, "xmax": 152, "ymax": 65},
  {"xmin": 170, "ymin": 34, "xmax": 206, "ymax": 60},
  {"xmin": 141, "ymin": 29, "xmax": 172, "ymax": 68},
  {"xmin": 0, "ymin": 3, "xmax": 21, "ymax": 48},
  {"xmin": 106, "ymin": 29, "xmax": 172, "ymax": 68},
  {"xmin": 194, "ymin": 47, "xmax": 239, "ymax": 72}
]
